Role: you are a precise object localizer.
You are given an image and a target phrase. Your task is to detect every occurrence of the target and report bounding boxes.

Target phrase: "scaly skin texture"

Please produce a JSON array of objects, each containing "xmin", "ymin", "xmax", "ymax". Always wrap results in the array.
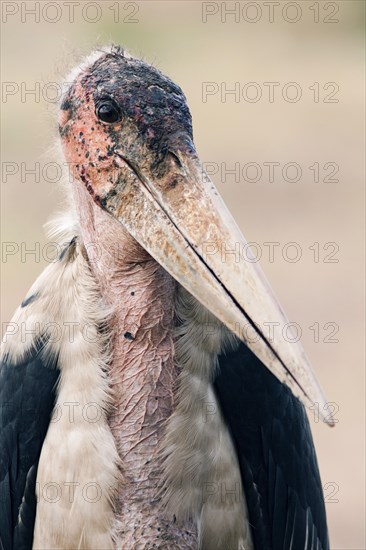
[{"xmin": 71, "ymin": 179, "xmax": 197, "ymax": 548}]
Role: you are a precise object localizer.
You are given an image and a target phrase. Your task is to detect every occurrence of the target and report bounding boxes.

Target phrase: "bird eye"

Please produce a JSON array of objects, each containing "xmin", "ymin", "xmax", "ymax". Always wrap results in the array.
[{"xmin": 96, "ymin": 100, "xmax": 121, "ymax": 123}]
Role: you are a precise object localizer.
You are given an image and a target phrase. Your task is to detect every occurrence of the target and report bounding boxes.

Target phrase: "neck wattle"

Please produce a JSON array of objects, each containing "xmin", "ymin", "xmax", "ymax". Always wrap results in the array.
[{"xmin": 72, "ymin": 180, "xmax": 197, "ymax": 546}]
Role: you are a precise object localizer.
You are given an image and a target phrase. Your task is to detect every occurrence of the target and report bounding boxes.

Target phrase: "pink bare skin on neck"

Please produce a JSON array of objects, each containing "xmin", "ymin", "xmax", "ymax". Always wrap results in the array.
[{"xmin": 72, "ymin": 179, "xmax": 197, "ymax": 547}]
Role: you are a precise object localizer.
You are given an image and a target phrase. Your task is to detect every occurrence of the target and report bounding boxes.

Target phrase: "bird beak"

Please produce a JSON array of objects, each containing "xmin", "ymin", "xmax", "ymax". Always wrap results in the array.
[{"xmin": 104, "ymin": 148, "xmax": 333, "ymax": 425}]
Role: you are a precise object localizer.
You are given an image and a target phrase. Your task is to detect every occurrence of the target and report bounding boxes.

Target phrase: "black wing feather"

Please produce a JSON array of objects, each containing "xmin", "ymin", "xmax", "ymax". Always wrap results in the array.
[
  {"xmin": 213, "ymin": 341, "xmax": 329, "ymax": 550},
  {"xmin": 0, "ymin": 339, "xmax": 59, "ymax": 550}
]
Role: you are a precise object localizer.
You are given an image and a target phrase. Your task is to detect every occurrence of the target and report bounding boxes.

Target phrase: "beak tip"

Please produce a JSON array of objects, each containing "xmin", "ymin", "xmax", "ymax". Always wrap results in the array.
[{"xmin": 310, "ymin": 391, "xmax": 337, "ymax": 428}]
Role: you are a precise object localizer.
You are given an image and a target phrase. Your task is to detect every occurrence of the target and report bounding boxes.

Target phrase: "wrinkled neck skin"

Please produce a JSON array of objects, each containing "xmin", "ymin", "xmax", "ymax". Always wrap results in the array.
[{"xmin": 72, "ymin": 180, "xmax": 197, "ymax": 547}]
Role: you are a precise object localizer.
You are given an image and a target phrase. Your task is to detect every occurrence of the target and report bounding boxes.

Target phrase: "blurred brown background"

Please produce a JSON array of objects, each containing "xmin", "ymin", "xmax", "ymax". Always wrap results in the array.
[{"xmin": 1, "ymin": 1, "xmax": 365, "ymax": 548}]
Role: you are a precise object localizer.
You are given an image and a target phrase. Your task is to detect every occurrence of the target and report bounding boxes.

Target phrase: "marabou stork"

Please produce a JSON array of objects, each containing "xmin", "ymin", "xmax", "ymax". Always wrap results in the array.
[{"xmin": 0, "ymin": 46, "xmax": 332, "ymax": 550}]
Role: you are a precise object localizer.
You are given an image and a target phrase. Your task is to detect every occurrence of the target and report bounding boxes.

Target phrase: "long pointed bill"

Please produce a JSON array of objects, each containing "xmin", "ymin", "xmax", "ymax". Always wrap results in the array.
[{"xmin": 102, "ymin": 151, "xmax": 333, "ymax": 426}]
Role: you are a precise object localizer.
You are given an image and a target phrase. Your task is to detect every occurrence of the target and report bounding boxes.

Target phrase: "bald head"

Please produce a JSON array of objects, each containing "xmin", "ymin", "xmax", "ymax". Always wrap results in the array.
[{"xmin": 59, "ymin": 47, "xmax": 194, "ymax": 202}]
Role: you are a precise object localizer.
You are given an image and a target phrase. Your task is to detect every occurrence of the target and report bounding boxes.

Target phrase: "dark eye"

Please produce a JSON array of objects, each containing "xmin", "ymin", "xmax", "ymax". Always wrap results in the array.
[{"xmin": 96, "ymin": 100, "xmax": 121, "ymax": 123}]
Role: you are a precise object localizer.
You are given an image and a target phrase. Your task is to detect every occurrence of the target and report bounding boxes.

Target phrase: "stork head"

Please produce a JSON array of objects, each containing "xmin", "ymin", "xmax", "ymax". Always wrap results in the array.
[
  {"xmin": 59, "ymin": 46, "xmax": 333, "ymax": 424},
  {"xmin": 59, "ymin": 46, "xmax": 194, "ymax": 201}
]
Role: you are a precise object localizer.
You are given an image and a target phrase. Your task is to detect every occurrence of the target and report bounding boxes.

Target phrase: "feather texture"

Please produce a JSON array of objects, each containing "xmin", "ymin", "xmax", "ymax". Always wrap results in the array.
[
  {"xmin": 1, "ymin": 225, "xmax": 120, "ymax": 550},
  {"xmin": 162, "ymin": 286, "xmax": 254, "ymax": 550},
  {"xmin": 163, "ymin": 286, "xmax": 329, "ymax": 550},
  {"xmin": 0, "ymin": 340, "xmax": 59, "ymax": 550},
  {"xmin": 214, "ymin": 341, "xmax": 330, "ymax": 550}
]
